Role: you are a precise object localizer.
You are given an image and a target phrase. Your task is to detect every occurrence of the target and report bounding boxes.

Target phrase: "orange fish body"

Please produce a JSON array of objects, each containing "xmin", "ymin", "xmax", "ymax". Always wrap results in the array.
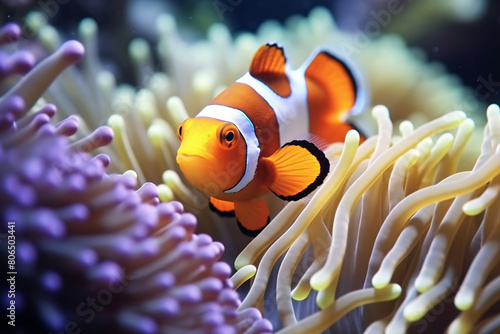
[{"xmin": 176, "ymin": 43, "xmax": 364, "ymax": 236}]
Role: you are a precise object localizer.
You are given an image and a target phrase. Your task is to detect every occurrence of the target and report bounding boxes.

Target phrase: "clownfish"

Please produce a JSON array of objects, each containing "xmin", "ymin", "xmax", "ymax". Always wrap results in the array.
[{"xmin": 176, "ymin": 43, "xmax": 364, "ymax": 236}]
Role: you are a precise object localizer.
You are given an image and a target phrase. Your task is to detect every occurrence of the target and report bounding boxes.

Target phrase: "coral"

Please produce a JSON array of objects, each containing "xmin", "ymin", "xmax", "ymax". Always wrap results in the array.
[
  {"xmin": 0, "ymin": 24, "xmax": 271, "ymax": 334},
  {"xmin": 233, "ymin": 104, "xmax": 500, "ymax": 333}
]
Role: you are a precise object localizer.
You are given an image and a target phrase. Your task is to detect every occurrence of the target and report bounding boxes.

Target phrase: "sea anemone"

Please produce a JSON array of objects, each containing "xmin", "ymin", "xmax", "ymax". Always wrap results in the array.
[
  {"xmin": 0, "ymin": 23, "xmax": 271, "ymax": 334},
  {"xmin": 233, "ymin": 104, "xmax": 500, "ymax": 333}
]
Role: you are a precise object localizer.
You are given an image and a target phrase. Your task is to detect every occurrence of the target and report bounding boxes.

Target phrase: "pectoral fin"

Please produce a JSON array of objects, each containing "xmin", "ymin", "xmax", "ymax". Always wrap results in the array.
[
  {"xmin": 209, "ymin": 197, "xmax": 235, "ymax": 217},
  {"xmin": 234, "ymin": 199, "xmax": 270, "ymax": 237},
  {"xmin": 264, "ymin": 140, "xmax": 329, "ymax": 201}
]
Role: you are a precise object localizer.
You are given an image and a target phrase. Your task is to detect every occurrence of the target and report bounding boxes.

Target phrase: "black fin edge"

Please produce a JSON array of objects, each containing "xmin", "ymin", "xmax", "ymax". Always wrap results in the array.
[
  {"xmin": 237, "ymin": 216, "xmax": 270, "ymax": 237},
  {"xmin": 271, "ymin": 140, "xmax": 330, "ymax": 201},
  {"xmin": 249, "ymin": 43, "xmax": 291, "ymax": 98},
  {"xmin": 317, "ymin": 51, "xmax": 359, "ymax": 108},
  {"xmin": 261, "ymin": 42, "xmax": 287, "ymax": 68},
  {"xmin": 209, "ymin": 201, "xmax": 235, "ymax": 218}
]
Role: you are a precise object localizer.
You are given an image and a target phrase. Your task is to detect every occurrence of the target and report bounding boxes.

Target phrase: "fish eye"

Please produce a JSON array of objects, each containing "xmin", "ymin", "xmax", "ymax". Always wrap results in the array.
[
  {"xmin": 177, "ymin": 123, "xmax": 183, "ymax": 140},
  {"xmin": 225, "ymin": 131, "xmax": 234, "ymax": 142},
  {"xmin": 219, "ymin": 123, "xmax": 238, "ymax": 148}
]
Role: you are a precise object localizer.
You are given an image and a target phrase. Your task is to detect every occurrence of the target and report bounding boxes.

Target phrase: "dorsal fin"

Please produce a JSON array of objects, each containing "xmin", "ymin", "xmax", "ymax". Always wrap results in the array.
[
  {"xmin": 305, "ymin": 51, "xmax": 358, "ymax": 120},
  {"xmin": 249, "ymin": 43, "xmax": 291, "ymax": 97}
]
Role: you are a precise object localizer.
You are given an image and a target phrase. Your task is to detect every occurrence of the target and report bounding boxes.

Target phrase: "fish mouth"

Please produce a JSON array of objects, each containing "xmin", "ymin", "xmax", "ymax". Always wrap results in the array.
[
  {"xmin": 177, "ymin": 149, "xmax": 217, "ymax": 162},
  {"xmin": 176, "ymin": 154, "xmax": 206, "ymax": 166},
  {"xmin": 176, "ymin": 152, "xmax": 217, "ymax": 166},
  {"xmin": 178, "ymin": 153, "xmax": 206, "ymax": 160}
]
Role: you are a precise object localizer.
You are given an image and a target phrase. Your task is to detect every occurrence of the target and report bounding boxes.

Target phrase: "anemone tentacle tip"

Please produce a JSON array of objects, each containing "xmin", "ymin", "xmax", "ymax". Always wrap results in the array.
[
  {"xmin": 391, "ymin": 284, "xmax": 402, "ymax": 296},
  {"xmin": 0, "ymin": 22, "xmax": 21, "ymax": 43},
  {"xmin": 487, "ymin": 103, "xmax": 500, "ymax": 115},
  {"xmin": 371, "ymin": 272, "xmax": 390, "ymax": 290},
  {"xmin": 449, "ymin": 110, "xmax": 467, "ymax": 122},
  {"xmin": 403, "ymin": 304, "xmax": 424, "ymax": 322},
  {"xmin": 79, "ymin": 17, "xmax": 98, "ymax": 36},
  {"xmin": 414, "ymin": 276, "xmax": 434, "ymax": 293},
  {"xmin": 454, "ymin": 292, "xmax": 474, "ymax": 311},
  {"xmin": 60, "ymin": 40, "xmax": 85, "ymax": 62},
  {"xmin": 310, "ymin": 273, "xmax": 330, "ymax": 291},
  {"xmin": 291, "ymin": 288, "xmax": 309, "ymax": 301},
  {"xmin": 371, "ymin": 104, "xmax": 390, "ymax": 118},
  {"xmin": 234, "ymin": 256, "xmax": 251, "ymax": 271},
  {"xmin": 345, "ymin": 128, "xmax": 360, "ymax": 143},
  {"xmin": 93, "ymin": 125, "xmax": 114, "ymax": 146}
]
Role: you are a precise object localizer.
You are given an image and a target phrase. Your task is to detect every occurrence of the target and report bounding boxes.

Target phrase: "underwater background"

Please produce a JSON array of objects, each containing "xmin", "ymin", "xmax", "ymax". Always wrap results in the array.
[
  {"xmin": 2, "ymin": 0, "xmax": 500, "ymax": 333},
  {"xmin": 2, "ymin": 0, "xmax": 499, "ymax": 107}
]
